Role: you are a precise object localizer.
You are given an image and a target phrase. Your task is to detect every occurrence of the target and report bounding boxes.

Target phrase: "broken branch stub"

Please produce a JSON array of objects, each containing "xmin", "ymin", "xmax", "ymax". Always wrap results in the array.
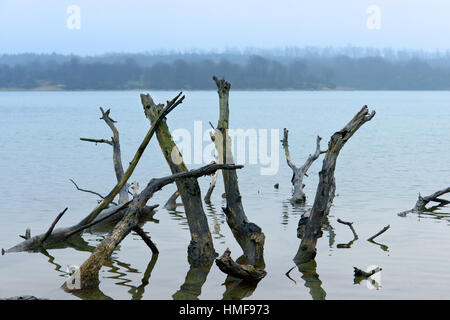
[
  {"xmin": 212, "ymin": 76, "xmax": 265, "ymax": 264},
  {"xmin": 294, "ymin": 106, "xmax": 375, "ymax": 265},
  {"xmin": 141, "ymin": 92, "xmax": 217, "ymax": 263}
]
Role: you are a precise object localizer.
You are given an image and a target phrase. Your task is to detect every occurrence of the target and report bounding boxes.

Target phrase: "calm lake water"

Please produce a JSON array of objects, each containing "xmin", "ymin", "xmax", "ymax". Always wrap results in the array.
[{"xmin": 0, "ymin": 90, "xmax": 449, "ymax": 300}]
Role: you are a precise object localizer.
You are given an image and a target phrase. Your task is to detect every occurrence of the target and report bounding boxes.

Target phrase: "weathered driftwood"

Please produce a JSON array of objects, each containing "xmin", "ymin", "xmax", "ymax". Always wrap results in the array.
[
  {"xmin": 141, "ymin": 93, "xmax": 217, "ymax": 263},
  {"xmin": 294, "ymin": 106, "xmax": 375, "ymax": 265},
  {"xmin": 71, "ymin": 162, "xmax": 243, "ymax": 289},
  {"xmin": 398, "ymin": 187, "xmax": 450, "ymax": 217},
  {"xmin": 215, "ymin": 249, "xmax": 267, "ymax": 282},
  {"xmin": 80, "ymin": 107, "xmax": 129, "ymax": 204},
  {"xmin": 212, "ymin": 76, "xmax": 265, "ymax": 265},
  {"xmin": 282, "ymin": 128, "xmax": 326, "ymax": 203},
  {"xmin": 336, "ymin": 218, "xmax": 359, "ymax": 249}
]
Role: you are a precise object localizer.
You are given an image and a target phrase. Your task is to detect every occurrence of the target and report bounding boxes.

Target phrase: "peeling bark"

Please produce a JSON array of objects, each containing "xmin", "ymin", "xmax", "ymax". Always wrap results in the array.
[
  {"xmin": 282, "ymin": 128, "xmax": 326, "ymax": 203},
  {"xmin": 294, "ymin": 106, "xmax": 375, "ymax": 265},
  {"xmin": 141, "ymin": 93, "xmax": 218, "ymax": 263}
]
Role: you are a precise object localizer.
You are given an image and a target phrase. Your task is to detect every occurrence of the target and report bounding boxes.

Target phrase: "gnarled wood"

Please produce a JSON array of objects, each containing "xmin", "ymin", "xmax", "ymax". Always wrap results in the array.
[
  {"xmin": 282, "ymin": 128, "xmax": 326, "ymax": 203},
  {"xmin": 72, "ymin": 163, "xmax": 242, "ymax": 289},
  {"xmin": 212, "ymin": 76, "xmax": 265, "ymax": 265},
  {"xmin": 294, "ymin": 106, "xmax": 375, "ymax": 265},
  {"xmin": 215, "ymin": 249, "xmax": 266, "ymax": 282},
  {"xmin": 141, "ymin": 93, "xmax": 217, "ymax": 263}
]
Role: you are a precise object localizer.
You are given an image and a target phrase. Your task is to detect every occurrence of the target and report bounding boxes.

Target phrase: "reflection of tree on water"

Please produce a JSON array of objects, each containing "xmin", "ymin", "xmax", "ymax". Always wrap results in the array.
[
  {"xmin": 40, "ymin": 215, "xmax": 159, "ymax": 300},
  {"xmin": 286, "ymin": 259, "xmax": 327, "ymax": 300},
  {"xmin": 204, "ymin": 202, "xmax": 226, "ymax": 243},
  {"xmin": 172, "ymin": 260, "xmax": 214, "ymax": 300},
  {"xmin": 281, "ymin": 200, "xmax": 310, "ymax": 230},
  {"xmin": 166, "ymin": 208, "xmax": 189, "ymax": 230}
]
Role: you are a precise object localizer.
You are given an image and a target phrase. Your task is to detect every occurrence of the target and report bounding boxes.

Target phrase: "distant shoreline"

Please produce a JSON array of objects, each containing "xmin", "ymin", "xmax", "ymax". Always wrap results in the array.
[{"xmin": 2, "ymin": 87, "xmax": 450, "ymax": 92}]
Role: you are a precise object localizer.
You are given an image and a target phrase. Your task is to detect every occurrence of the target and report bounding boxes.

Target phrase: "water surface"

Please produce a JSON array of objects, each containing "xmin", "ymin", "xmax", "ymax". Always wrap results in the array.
[{"xmin": 0, "ymin": 90, "xmax": 449, "ymax": 299}]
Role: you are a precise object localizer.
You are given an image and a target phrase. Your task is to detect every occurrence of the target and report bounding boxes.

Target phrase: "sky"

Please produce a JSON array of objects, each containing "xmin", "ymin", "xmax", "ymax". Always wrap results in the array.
[{"xmin": 0, "ymin": 0, "xmax": 449, "ymax": 55}]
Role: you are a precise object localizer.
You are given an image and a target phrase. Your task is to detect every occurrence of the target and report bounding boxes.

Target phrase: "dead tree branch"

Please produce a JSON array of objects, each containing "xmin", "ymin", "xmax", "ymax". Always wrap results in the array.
[
  {"xmin": 282, "ymin": 129, "xmax": 326, "ymax": 203},
  {"xmin": 141, "ymin": 92, "xmax": 217, "ymax": 263},
  {"xmin": 336, "ymin": 218, "xmax": 359, "ymax": 249},
  {"xmin": 337, "ymin": 218, "xmax": 359, "ymax": 240},
  {"xmin": 212, "ymin": 76, "xmax": 265, "ymax": 265},
  {"xmin": 399, "ymin": 187, "xmax": 450, "ymax": 217},
  {"xmin": 294, "ymin": 106, "xmax": 375, "ymax": 265},
  {"xmin": 215, "ymin": 249, "xmax": 266, "ymax": 282},
  {"xmin": 79, "ymin": 93, "xmax": 184, "ymax": 226},
  {"xmin": 163, "ymin": 191, "xmax": 180, "ymax": 210},
  {"xmin": 80, "ymin": 107, "xmax": 129, "ymax": 204},
  {"xmin": 69, "ymin": 179, "xmax": 117, "ymax": 205},
  {"xmin": 40, "ymin": 208, "xmax": 68, "ymax": 244},
  {"xmin": 72, "ymin": 162, "xmax": 243, "ymax": 289},
  {"xmin": 132, "ymin": 226, "xmax": 159, "ymax": 254},
  {"xmin": 367, "ymin": 225, "xmax": 390, "ymax": 242},
  {"xmin": 204, "ymin": 170, "xmax": 219, "ymax": 202}
]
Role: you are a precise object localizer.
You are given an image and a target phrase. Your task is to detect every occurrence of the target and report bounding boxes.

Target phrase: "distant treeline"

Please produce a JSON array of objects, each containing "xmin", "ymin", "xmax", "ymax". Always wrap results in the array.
[{"xmin": 1, "ymin": 51, "xmax": 450, "ymax": 90}]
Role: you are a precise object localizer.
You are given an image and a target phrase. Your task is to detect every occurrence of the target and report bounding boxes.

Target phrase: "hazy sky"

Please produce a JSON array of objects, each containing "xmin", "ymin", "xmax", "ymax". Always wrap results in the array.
[{"xmin": 1, "ymin": 0, "xmax": 449, "ymax": 55}]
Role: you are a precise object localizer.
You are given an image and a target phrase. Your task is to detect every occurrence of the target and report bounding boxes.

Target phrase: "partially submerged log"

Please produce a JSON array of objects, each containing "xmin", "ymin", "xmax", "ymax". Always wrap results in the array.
[
  {"xmin": 71, "ymin": 162, "xmax": 243, "ymax": 289},
  {"xmin": 294, "ymin": 106, "xmax": 375, "ymax": 265},
  {"xmin": 215, "ymin": 249, "xmax": 267, "ymax": 282},
  {"xmin": 282, "ymin": 129, "xmax": 326, "ymax": 203},
  {"xmin": 398, "ymin": 187, "xmax": 450, "ymax": 217},
  {"xmin": 367, "ymin": 225, "xmax": 390, "ymax": 242},
  {"xmin": 336, "ymin": 218, "xmax": 359, "ymax": 249},
  {"xmin": 212, "ymin": 76, "xmax": 265, "ymax": 265},
  {"xmin": 141, "ymin": 92, "xmax": 217, "ymax": 263}
]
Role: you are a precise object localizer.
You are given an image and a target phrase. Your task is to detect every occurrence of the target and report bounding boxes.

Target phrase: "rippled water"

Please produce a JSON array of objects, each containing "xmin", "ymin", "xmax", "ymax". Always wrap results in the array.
[{"xmin": 0, "ymin": 90, "xmax": 449, "ymax": 299}]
